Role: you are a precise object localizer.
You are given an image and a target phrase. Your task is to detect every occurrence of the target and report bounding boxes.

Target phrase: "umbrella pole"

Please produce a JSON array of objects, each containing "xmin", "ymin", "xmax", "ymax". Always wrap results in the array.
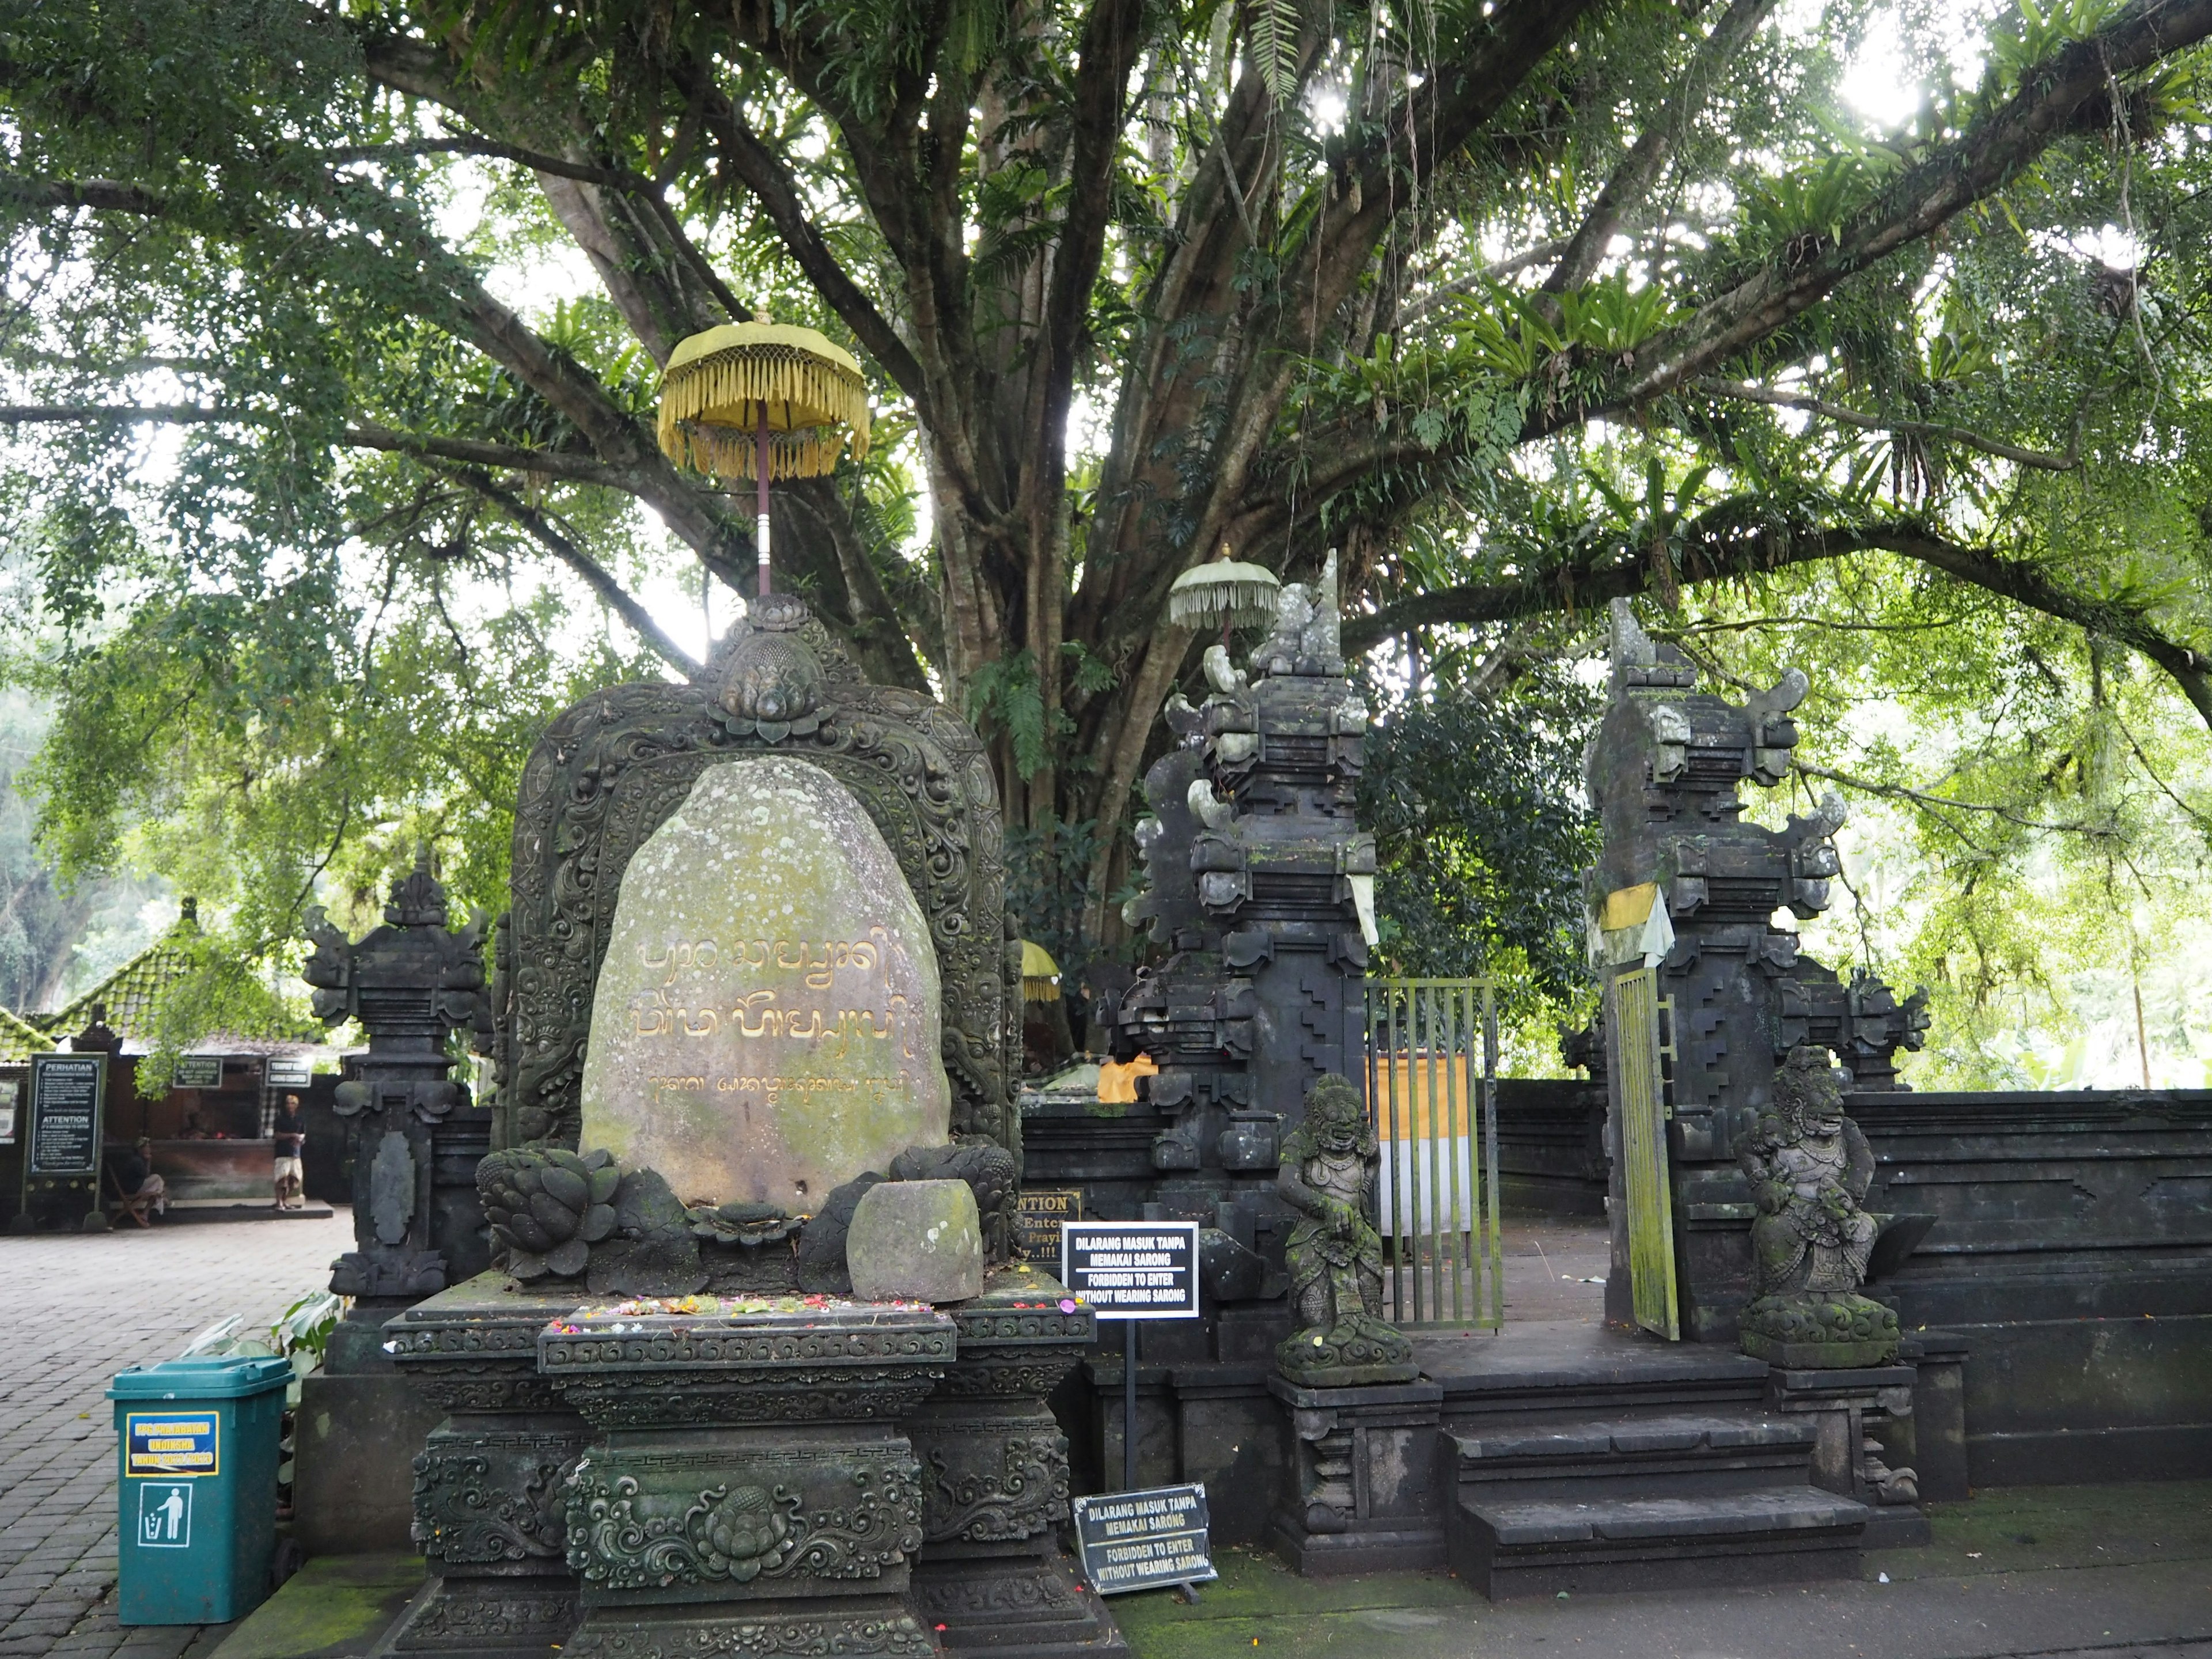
[{"xmin": 755, "ymin": 400, "xmax": 772, "ymax": 597}]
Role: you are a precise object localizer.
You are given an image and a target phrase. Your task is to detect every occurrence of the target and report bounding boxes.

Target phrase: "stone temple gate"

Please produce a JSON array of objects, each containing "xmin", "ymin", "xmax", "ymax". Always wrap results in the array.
[{"xmin": 286, "ymin": 567, "xmax": 2212, "ymax": 1634}]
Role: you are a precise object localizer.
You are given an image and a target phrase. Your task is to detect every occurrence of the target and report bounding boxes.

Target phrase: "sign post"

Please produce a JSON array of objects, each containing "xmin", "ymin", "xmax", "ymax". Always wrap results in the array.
[
  {"xmin": 1013, "ymin": 1187, "xmax": 1082, "ymax": 1263},
  {"xmin": 24, "ymin": 1051, "xmax": 108, "ymax": 1229},
  {"xmin": 1060, "ymin": 1219, "xmax": 1198, "ymax": 1489}
]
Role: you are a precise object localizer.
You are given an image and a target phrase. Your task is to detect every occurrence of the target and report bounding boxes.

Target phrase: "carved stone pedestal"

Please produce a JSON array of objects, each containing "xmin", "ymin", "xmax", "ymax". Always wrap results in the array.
[
  {"xmin": 1266, "ymin": 1376, "xmax": 1444, "ymax": 1575},
  {"xmin": 1767, "ymin": 1362, "xmax": 1928, "ymax": 1548},
  {"xmin": 907, "ymin": 1268, "xmax": 1124, "ymax": 1659},
  {"xmin": 543, "ymin": 1301, "xmax": 955, "ymax": 1659},
  {"xmin": 378, "ymin": 1274, "xmax": 593, "ymax": 1659}
]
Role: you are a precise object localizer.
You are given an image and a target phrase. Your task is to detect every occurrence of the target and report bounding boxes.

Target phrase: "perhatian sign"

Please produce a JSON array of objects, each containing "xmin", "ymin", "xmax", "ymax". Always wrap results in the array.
[
  {"xmin": 1072, "ymin": 1484, "xmax": 1216, "ymax": 1595},
  {"xmin": 28, "ymin": 1053, "xmax": 105, "ymax": 1179},
  {"xmin": 1060, "ymin": 1220, "xmax": 1199, "ymax": 1320}
]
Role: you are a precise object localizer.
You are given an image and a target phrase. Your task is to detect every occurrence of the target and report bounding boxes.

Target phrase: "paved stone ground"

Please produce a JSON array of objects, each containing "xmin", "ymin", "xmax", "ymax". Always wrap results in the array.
[
  {"xmin": 0, "ymin": 1212, "xmax": 352, "ymax": 1659},
  {"xmin": 1116, "ymin": 1479, "xmax": 2212, "ymax": 1659}
]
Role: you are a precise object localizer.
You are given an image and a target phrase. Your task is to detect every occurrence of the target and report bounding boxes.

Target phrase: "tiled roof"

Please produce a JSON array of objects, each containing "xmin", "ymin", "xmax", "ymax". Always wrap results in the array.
[
  {"xmin": 41, "ymin": 910, "xmax": 316, "ymax": 1048},
  {"xmin": 45, "ymin": 929, "xmax": 200, "ymax": 1041},
  {"xmin": 0, "ymin": 1004, "xmax": 55, "ymax": 1063}
]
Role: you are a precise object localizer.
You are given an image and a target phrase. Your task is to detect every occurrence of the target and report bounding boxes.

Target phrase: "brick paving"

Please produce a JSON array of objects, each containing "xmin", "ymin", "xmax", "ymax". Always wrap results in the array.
[{"xmin": 0, "ymin": 1213, "xmax": 352, "ymax": 1659}]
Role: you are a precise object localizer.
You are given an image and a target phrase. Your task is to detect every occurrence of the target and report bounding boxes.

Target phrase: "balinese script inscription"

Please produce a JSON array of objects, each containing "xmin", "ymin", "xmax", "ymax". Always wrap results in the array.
[
  {"xmin": 628, "ymin": 930, "xmax": 919, "ymax": 1058},
  {"xmin": 580, "ymin": 758, "xmax": 953, "ymax": 1210}
]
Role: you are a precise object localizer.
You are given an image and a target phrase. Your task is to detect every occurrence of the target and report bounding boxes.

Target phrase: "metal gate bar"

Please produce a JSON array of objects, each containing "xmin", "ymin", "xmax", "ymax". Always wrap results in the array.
[{"xmin": 1363, "ymin": 979, "xmax": 1503, "ymax": 1329}]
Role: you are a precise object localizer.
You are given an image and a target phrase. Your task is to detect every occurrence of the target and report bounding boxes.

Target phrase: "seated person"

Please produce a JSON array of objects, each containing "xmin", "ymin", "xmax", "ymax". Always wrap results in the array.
[
  {"xmin": 176, "ymin": 1111, "xmax": 210, "ymax": 1139},
  {"xmin": 108, "ymin": 1138, "xmax": 167, "ymax": 1226}
]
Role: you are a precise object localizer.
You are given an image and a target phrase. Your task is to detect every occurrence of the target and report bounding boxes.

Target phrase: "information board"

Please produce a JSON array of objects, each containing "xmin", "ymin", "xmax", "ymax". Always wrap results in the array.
[
  {"xmin": 173, "ymin": 1055, "xmax": 225, "ymax": 1089},
  {"xmin": 267, "ymin": 1057, "xmax": 313, "ymax": 1088},
  {"xmin": 1072, "ymin": 1484, "xmax": 1216, "ymax": 1595},
  {"xmin": 1014, "ymin": 1188, "xmax": 1082, "ymax": 1262},
  {"xmin": 28, "ymin": 1053, "xmax": 106, "ymax": 1179},
  {"xmin": 1060, "ymin": 1220, "xmax": 1199, "ymax": 1320}
]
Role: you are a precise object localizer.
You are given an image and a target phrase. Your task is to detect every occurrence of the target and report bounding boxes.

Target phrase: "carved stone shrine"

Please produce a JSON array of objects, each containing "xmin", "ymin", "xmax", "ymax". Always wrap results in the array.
[
  {"xmin": 303, "ymin": 850, "xmax": 493, "ymax": 1370},
  {"xmin": 904, "ymin": 1265, "xmax": 1123, "ymax": 1659},
  {"xmin": 545, "ymin": 1298, "xmax": 952, "ymax": 1659},
  {"xmin": 493, "ymin": 590, "xmax": 1018, "ymax": 1162},
  {"xmin": 1101, "ymin": 553, "xmax": 1374, "ymax": 1355}
]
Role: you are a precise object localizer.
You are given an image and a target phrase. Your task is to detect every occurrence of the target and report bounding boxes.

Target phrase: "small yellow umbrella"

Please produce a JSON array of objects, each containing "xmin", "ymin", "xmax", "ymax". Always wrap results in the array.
[
  {"xmin": 658, "ymin": 320, "xmax": 872, "ymax": 596},
  {"xmin": 1168, "ymin": 542, "xmax": 1280, "ymax": 647},
  {"xmin": 1020, "ymin": 940, "xmax": 1062, "ymax": 1003}
]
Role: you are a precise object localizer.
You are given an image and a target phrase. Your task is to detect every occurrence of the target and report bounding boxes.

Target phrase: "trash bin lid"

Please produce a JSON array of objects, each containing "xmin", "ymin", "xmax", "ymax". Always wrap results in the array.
[{"xmin": 108, "ymin": 1355, "xmax": 294, "ymax": 1400}]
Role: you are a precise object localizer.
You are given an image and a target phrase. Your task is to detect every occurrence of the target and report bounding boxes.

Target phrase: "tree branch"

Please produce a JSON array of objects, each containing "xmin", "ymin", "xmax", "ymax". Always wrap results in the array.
[
  {"xmin": 1791, "ymin": 760, "xmax": 2114, "ymax": 838},
  {"xmin": 1343, "ymin": 516, "xmax": 2212, "ymax": 728},
  {"xmin": 0, "ymin": 404, "xmax": 264, "ymax": 424},
  {"xmin": 342, "ymin": 423, "xmax": 642, "ymax": 488},
  {"xmin": 1541, "ymin": 0, "xmax": 1779, "ymax": 295},
  {"xmin": 1397, "ymin": 239, "xmax": 1569, "ymax": 327},
  {"xmin": 680, "ymin": 69, "xmax": 930, "ymax": 408},
  {"xmin": 445, "ymin": 467, "xmax": 702, "ymax": 679},
  {"xmin": 0, "ymin": 175, "xmax": 166, "ymax": 217},
  {"xmin": 1697, "ymin": 378, "xmax": 2082, "ymax": 470},
  {"xmin": 1584, "ymin": 0, "xmax": 2212, "ymax": 422}
]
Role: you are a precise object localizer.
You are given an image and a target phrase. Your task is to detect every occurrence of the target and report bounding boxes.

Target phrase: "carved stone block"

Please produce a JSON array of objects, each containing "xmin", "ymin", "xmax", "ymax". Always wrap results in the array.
[
  {"xmin": 546, "ymin": 1302, "xmax": 953, "ymax": 1652},
  {"xmin": 381, "ymin": 1275, "xmax": 596, "ymax": 1659},
  {"xmin": 1266, "ymin": 1376, "xmax": 1445, "ymax": 1576}
]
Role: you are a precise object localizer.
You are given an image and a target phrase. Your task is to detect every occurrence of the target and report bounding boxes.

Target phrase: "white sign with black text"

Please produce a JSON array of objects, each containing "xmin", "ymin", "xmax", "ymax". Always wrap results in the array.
[
  {"xmin": 1071, "ymin": 1484, "xmax": 1215, "ymax": 1595},
  {"xmin": 1059, "ymin": 1220, "xmax": 1199, "ymax": 1320}
]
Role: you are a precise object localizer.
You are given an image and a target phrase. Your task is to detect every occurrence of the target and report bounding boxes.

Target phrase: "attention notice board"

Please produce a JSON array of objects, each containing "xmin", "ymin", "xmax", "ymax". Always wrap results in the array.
[
  {"xmin": 1059, "ymin": 1220, "xmax": 1199, "ymax": 1319},
  {"xmin": 28, "ymin": 1052, "xmax": 106, "ymax": 1179},
  {"xmin": 1014, "ymin": 1188, "xmax": 1082, "ymax": 1262},
  {"xmin": 1071, "ymin": 1484, "xmax": 1217, "ymax": 1594}
]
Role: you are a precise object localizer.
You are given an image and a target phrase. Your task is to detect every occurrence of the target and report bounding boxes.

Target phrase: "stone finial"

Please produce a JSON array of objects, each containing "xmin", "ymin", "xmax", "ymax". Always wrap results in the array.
[
  {"xmin": 385, "ymin": 846, "xmax": 450, "ymax": 928},
  {"xmin": 718, "ymin": 591, "xmax": 826, "ymax": 728}
]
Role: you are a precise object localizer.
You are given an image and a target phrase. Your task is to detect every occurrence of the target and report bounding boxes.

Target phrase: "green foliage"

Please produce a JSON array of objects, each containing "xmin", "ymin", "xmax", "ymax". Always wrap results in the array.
[
  {"xmin": 4, "ymin": 0, "xmax": 2212, "ymax": 1085},
  {"xmin": 1358, "ymin": 645, "xmax": 1600, "ymax": 1020},
  {"xmin": 1003, "ymin": 815, "xmax": 1103, "ymax": 971}
]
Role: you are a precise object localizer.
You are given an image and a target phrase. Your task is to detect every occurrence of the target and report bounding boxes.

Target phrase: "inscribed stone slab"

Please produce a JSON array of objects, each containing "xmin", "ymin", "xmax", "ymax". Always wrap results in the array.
[{"xmin": 579, "ymin": 757, "xmax": 951, "ymax": 1211}]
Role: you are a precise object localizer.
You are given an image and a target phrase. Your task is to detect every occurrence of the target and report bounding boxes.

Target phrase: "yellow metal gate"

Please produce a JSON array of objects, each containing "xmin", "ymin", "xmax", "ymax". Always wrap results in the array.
[
  {"xmin": 1363, "ymin": 979, "xmax": 1504, "ymax": 1328},
  {"xmin": 1607, "ymin": 964, "xmax": 1678, "ymax": 1340}
]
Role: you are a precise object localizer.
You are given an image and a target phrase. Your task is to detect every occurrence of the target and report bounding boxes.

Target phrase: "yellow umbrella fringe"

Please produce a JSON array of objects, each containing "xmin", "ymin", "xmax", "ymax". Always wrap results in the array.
[
  {"xmin": 1167, "ymin": 578, "xmax": 1280, "ymax": 628},
  {"xmin": 657, "ymin": 345, "xmax": 870, "ymax": 468},
  {"xmin": 672, "ymin": 422, "xmax": 857, "ymax": 482}
]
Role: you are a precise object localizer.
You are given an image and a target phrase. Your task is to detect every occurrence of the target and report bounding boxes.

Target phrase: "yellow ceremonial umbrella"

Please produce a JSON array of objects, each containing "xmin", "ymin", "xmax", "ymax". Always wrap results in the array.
[
  {"xmin": 1168, "ymin": 542, "xmax": 1279, "ymax": 647},
  {"xmin": 1020, "ymin": 940, "xmax": 1062, "ymax": 1003},
  {"xmin": 657, "ymin": 321, "xmax": 872, "ymax": 596}
]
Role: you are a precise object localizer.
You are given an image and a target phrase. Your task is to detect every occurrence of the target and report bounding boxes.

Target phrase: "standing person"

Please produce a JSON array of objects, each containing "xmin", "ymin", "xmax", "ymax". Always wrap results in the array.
[{"xmin": 272, "ymin": 1093, "xmax": 307, "ymax": 1210}]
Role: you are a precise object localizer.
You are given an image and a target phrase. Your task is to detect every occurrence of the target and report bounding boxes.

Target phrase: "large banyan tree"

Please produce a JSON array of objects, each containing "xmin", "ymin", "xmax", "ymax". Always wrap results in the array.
[{"xmin": 4, "ymin": 0, "xmax": 2212, "ymax": 984}]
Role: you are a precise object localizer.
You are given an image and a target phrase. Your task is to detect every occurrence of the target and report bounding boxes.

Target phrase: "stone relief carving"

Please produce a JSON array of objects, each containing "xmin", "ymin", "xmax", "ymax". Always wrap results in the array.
[
  {"xmin": 499, "ymin": 592, "xmax": 1016, "ymax": 1163},
  {"xmin": 563, "ymin": 1459, "xmax": 925, "ymax": 1590}
]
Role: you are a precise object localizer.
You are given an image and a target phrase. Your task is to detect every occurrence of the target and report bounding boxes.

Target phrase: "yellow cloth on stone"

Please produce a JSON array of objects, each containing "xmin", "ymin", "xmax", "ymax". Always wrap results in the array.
[{"xmin": 1096, "ymin": 1054, "xmax": 1159, "ymax": 1105}]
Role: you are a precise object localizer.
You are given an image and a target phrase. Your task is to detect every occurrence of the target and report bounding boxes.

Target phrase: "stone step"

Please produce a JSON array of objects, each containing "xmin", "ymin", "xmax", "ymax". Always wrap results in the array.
[
  {"xmin": 1450, "ymin": 1410, "xmax": 1814, "ymax": 1467},
  {"xmin": 1448, "ymin": 1483, "xmax": 1871, "ymax": 1599}
]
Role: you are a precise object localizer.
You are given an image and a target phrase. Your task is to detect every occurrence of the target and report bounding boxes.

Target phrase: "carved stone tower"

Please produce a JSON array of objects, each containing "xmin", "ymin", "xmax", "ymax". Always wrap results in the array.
[
  {"xmin": 302, "ymin": 851, "xmax": 491, "ymax": 1367},
  {"xmin": 1112, "ymin": 554, "xmax": 1376, "ymax": 1318},
  {"xmin": 1583, "ymin": 604, "xmax": 1927, "ymax": 1340}
]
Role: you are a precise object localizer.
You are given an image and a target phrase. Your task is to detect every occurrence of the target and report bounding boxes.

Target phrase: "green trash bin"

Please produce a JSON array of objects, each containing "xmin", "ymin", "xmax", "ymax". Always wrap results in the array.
[{"xmin": 109, "ymin": 1354, "xmax": 293, "ymax": 1624}]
